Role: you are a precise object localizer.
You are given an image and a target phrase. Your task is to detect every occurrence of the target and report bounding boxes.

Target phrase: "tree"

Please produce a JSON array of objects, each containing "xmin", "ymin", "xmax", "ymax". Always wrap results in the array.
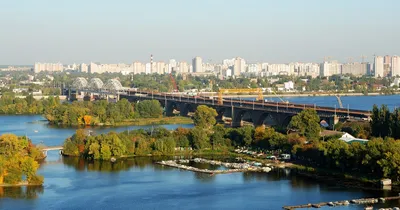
[
  {"xmin": 135, "ymin": 100, "xmax": 163, "ymax": 118},
  {"xmin": 173, "ymin": 127, "xmax": 190, "ymax": 147},
  {"xmin": 193, "ymin": 105, "xmax": 217, "ymax": 129},
  {"xmin": 240, "ymin": 126, "xmax": 253, "ymax": 147},
  {"xmin": 288, "ymin": 109, "xmax": 321, "ymax": 140},
  {"xmin": 189, "ymin": 127, "xmax": 210, "ymax": 150},
  {"xmin": 88, "ymin": 142, "xmax": 101, "ymax": 159},
  {"xmin": 83, "ymin": 115, "xmax": 92, "ymax": 125},
  {"xmin": 210, "ymin": 124, "xmax": 228, "ymax": 150},
  {"xmin": 100, "ymin": 144, "xmax": 112, "ymax": 160}
]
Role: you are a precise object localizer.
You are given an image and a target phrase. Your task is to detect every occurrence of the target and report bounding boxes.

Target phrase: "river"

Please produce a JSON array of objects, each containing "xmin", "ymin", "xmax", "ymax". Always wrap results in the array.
[
  {"xmin": 250, "ymin": 94, "xmax": 400, "ymax": 111},
  {"xmin": 1, "ymin": 95, "xmax": 400, "ymax": 210}
]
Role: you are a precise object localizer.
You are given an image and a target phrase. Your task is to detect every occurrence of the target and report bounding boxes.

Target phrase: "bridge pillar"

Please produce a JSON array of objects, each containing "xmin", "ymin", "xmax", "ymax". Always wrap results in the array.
[
  {"xmin": 325, "ymin": 115, "xmax": 339, "ymax": 130},
  {"xmin": 179, "ymin": 103, "xmax": 189, "ymax": 117},
  {"xmin": 231, "ymin": 107, "xmax": 244, "ymax": 127}
]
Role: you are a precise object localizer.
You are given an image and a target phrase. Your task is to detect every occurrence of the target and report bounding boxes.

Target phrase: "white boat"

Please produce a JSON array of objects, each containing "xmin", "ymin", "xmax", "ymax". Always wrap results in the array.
[{"xmin": 34, "ymin": 130, "xmax": 39, "ymax": 133}]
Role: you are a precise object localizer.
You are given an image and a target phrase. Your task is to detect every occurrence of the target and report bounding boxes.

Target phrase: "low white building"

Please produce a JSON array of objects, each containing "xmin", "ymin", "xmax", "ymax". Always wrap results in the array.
[
  {"xmin": 339, "ymin": 133, "xmax": 369, "ymax": 144},
  {"xmin": 284, "ymin": 81, "xmax": 294, "ymax": 91}
]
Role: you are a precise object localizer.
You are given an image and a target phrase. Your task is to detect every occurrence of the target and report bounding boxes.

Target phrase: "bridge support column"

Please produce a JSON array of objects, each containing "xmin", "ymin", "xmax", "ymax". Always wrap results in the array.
[
  {"xmin": 165, "ymin": 101, "xmax": 176, "ymax": 117},
  {"xmin": 329, "ymin": 115, "xmax": 340, "ymax": 130},
  {"xmin": 231, "ymin": 107, "xmax": 243, "ymax": 128},
  {"xmin": 179, "ymin": 103, "xmax": 189, "ymax": 117}
]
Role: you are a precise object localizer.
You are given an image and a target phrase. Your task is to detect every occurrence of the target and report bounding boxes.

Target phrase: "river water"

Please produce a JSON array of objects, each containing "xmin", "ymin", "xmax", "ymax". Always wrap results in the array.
[
  {"xmin": 2, "ymin": 95, "xmax": 400, "ymax": 210},
  {"xmin": 253, "ymin": 94, "xmax": 400, "ymax": 111}
]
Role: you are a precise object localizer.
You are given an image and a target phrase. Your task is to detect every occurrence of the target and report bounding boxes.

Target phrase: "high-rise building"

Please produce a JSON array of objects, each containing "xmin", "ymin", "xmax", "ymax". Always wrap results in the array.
[
  {"xmin": 178, "ymin": 61, "xmax": 189, "ymax": 74},
  {"xmin": 341, "ymin": 62, "xmax": 369, "ymax": 76},
  {"xmin": 222, "ymin": 58, "xmax": 235, "ymax": 67},
  {"xmin": 392, "ymin": 56, "xmax": 400, "ymax": 77},
  {"xmin": 192, "ymin": 57, "xmax": 203, "ymax": 73},
  {"xmin": 233, "ymin": 57, "xmax": 245, "ymax": 76},
  {"xmin": 320, "ymin": 61, "xmax": 341, "ymax": 77},
  {"xmin": 169, "ymin": 59, "xmax": 177, "ymax": 73},
  {"xmin": 384, "ymin": 55, "xmax": 392, "ymax": 65},
  {"xmin": 80, "ymin": 63, "xmax": 88, "ymax": 73},
  {"xmin": 374, "ymin": 56, "xmax": 384, "ymax": 77},
  {"xmin": 34, "ymin": 62, "xmax": 63, "ymax": 73},
  {"xmin": 133, "ymin": 62, "xmax": 145, "ymax": 74}
]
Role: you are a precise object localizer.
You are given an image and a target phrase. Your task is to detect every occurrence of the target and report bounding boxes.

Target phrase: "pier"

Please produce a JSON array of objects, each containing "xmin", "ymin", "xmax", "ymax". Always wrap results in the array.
[
  {"xmin": 283, "ymin": 196, "xmax": 400, "ymax": 209},
  {"xmin": 157, "ymin": 158, "xmax": 272, "ymax": 174}
]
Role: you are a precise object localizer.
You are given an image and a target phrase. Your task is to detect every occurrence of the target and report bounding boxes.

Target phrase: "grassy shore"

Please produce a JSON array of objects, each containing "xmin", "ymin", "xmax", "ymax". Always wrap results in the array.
[
  {"xmin": 112, "ymin": 116, "xmax": 193, "ymax": 126},
  {"xmin": 0, "ymin": 181, "xmax": 42, "ymax": 187}
]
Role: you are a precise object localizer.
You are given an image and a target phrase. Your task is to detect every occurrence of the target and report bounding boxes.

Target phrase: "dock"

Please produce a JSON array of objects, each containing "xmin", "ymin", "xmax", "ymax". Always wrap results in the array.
[
  {"xmin": 283, "ymin": 196, "xmax": 400, "ymax": 209},
  {"xmin": 157, "ymin": 158, "xmax": 272, "ymax": 174}
]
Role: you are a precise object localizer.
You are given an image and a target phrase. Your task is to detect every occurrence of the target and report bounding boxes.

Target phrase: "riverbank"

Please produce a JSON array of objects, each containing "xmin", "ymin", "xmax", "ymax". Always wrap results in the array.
[
  {"xmin": 0, "ymin": 181, "xmax": 42, "ymax": 187},
  {"xmin": 50, "ymin": 116, "xmax": 193, "ymax": 127},
  {"xmin": 104, "ymin": 116, "xmax": 193, "ymax": 126}
]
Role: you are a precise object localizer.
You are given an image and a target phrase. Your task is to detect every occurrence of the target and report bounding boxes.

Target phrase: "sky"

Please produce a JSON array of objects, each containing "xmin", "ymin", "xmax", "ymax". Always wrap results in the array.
[{"xmin": 0, "ymin": 0, "xmax": 399, "ymax": 65}]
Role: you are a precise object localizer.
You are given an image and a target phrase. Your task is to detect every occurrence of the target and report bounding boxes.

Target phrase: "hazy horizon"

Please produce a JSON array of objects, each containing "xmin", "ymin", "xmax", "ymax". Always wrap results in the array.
[{"xmin": 1, "ymin": 0, "xmax": 399, "ymax": 65}]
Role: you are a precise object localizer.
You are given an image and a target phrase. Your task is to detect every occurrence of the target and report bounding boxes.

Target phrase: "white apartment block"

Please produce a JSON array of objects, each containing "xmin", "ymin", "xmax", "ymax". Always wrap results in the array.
[
  {"xmin": 34, "ymin": 62, "xmax": 63, "ymax": 73},
  {"xmin": 341, "ymin": 62, "xmax": 369, "ymax": 76},
  {"xmin": 392, "ymin": 56, "xmax": 400, "ymax": 77},
  {"xmin": 374, "ymin": 56, "xmax": 384, "ymax": 78},
  {"xmin": 320, "ymin": 61, "xmax": 341, "ymax": 77}
]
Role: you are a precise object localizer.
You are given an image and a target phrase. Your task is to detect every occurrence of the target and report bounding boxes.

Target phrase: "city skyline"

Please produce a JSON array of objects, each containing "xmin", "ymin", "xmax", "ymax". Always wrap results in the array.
[
  {"xmin": 28, "ymin": 54, "xmax": 400, "ymax": 79},
  {"xmin": 1, "ymin": 0, "xmax": 399, "ymax": 65}
]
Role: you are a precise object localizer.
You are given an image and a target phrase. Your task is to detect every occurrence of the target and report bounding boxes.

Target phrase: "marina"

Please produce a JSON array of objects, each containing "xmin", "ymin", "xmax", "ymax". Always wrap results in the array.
[
  {"xmin": 157, "ymin": 158, "xmax": 272, "ymax": 174},
  {"xmin": 283, "ymin": 196, "xmax": 400, "ymax": 210}
]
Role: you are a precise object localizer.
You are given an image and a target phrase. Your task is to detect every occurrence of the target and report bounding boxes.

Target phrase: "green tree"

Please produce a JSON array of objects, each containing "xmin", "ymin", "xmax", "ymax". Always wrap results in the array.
[
  {"xmin": 288, "ymin": 109, "xmax": 321, "ymax": 140},
  {"xmin": 193, "ymin": 105, "xmax": 217, "ymax": 129},
  {"xmin": 100, "ymin": 144, "xmax": 112, "ymax": 160},
  {"xmin": 135, "ymin": 100, "xmax": 163, "ymax": 118},
  {"xmin": 189, "ymin": 127, "xmax": 210, "ymax": 149}
]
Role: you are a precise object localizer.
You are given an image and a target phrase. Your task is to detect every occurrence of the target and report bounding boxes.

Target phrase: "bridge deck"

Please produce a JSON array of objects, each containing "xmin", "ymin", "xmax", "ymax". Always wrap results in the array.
[
  {"xmin": 42, "ymin": 146, "xmax": 64, "ymax": 151},
  {"xmin": 74, "ymin": 88, "xmax": 371, "ymax": 119}
]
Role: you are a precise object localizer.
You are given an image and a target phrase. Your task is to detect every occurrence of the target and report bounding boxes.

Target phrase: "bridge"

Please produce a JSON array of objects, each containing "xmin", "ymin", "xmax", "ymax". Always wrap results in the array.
[
  {"xmin": 68, "ymin": 77, "xmax": 371, "ymax": 128},
  {"xmin": 41, "ymin": 146, "xmax": 64, "ymax": 157}
]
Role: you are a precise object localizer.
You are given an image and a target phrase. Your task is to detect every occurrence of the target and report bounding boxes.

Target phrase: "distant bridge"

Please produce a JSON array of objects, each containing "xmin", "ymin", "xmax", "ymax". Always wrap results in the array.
[
  {"xmin": 41, "ymin": 146, "xmax": 63, "ymax": 157},
  {"xmin": 68, "ymin": 78, "xmax": 371, "ymax": 128}
]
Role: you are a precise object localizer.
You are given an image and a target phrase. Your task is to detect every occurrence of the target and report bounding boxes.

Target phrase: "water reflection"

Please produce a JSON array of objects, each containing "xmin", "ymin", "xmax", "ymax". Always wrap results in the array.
[
  {"xmin": 0, "ymin": 186, "xmax": 44, "ymax": 199},
  {"xmin": 194, "ymin": 172, "xmax": 216, "ymax": 182}
]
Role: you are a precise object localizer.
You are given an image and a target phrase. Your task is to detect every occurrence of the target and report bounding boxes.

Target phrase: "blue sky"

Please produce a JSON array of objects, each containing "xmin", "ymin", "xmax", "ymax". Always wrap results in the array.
[{"xmin": 0, "ymin": 0, "xmax": 398, "ymax": 64}]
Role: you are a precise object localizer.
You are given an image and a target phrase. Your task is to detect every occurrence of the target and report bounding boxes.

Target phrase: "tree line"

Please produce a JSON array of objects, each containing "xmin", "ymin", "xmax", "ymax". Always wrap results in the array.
[
  {"xmin": 370, "ymin": 104, "xmax": 400, "ymax": 139},
  {"xmin": 0, "ymin": 93, "xmax": 59, "ymax": 115},
  {"xmin": 0, "ymin": 134, "xmax": 44, "ymax": 185},
  {"xmin": 45, "ymin": 99, "xmax": 163, "ymax": 126}
]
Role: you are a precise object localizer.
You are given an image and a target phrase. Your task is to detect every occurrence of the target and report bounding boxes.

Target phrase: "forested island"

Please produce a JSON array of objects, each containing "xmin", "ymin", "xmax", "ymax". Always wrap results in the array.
[
  {"xmin": 0, "ymin": 93, "xmax": 192, "ymax": 126},
  {"xmin": 61, "ymin": 104, "xmax": 400, "ymax": 184},
  {"xmin": 0, "ymin": 134, "xmax": 44, "ymax": 186},
  {"xmin": 44, "ymin": 98, "xmax": 176, "ymax": 126}
]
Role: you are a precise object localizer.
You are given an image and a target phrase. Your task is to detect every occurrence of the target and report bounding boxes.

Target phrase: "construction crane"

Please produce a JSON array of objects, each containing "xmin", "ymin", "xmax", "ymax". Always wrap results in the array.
[
  {"xmin": 347, "ymin": 57, "xmax": 354, "ymax": 63},
  {"xmin": 218, "ymin": 88, "xmax": 263, "ymax": 105},
  {"xmin": 324, "ymin": 56, "xmax": 332, "ymax": 62},
  {"xmin": 361, "ymin": 55, "xmax": 367, "ymax": 63},
  {"xmin": 169, "ymin": 74, "xmax": 178, "ymax": 92}
]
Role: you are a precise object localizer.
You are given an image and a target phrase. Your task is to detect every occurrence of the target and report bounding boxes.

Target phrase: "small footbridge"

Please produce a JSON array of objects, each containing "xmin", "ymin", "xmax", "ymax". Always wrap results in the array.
[{"xmin": 41, "ymin": 146, "xmax": 64, "ymax": 157}]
